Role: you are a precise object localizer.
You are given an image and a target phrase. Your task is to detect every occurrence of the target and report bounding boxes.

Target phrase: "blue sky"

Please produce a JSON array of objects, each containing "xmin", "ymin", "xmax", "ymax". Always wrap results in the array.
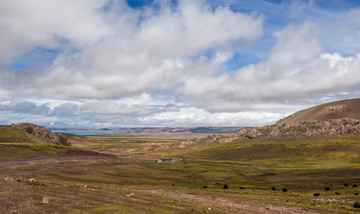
[{"xmin": 0, "ymin": 0, "xmax": 360, "ymax": 128}]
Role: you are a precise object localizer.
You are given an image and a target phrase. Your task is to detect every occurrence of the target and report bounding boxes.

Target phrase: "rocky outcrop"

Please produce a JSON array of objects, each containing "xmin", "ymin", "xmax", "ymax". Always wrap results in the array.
[
  {"xmin": 236, "ymin": 118, "xmax": 360, "ymax": 139},
  {"xmin": 10, "ymin": 123, "xmax": 72, "ymax": 146}
]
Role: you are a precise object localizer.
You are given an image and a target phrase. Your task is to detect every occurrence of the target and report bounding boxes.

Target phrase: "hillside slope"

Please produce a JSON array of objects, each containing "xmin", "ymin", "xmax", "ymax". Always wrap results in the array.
[
  {"xmin": 277, "ymin": 98, "xmax": 360, "ymax": 125},
  {"xmin": 172, "ymin": 99, "xmax": 360, "ymax": 149},
  {"xmin": 10, "ymin": 123, "xmax": 71, "ymax": 146},
  {"xmin": 0, "ymin": 125, "xmax": 39, "ymax": 143}
]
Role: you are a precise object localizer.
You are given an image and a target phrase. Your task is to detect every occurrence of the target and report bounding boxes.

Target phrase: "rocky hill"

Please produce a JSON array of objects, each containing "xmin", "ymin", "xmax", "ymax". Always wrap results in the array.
[
  {"xmin": 178, "ymin": 99, "xmax": 360, "ymax": 148},
  {"xmin": 235, "ymin": 98, "xmax": 360, "ymax": 140},
  {"xmin": 237, "ymin": 118, "xmax": 360, "ymax": 139},
  {"xmin": 9, "ymin": 123, "xmax": 71, "ymax": 146},
  {"xmin": 277, "ymin": 98, "xmax": 360, "ymax": 125}
]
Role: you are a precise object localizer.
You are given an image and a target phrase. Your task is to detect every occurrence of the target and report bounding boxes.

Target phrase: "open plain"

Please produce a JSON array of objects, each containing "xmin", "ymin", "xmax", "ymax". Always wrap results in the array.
[{"xmin": 2, "ymin": 129, "xmax": 360, "ymax": 213}]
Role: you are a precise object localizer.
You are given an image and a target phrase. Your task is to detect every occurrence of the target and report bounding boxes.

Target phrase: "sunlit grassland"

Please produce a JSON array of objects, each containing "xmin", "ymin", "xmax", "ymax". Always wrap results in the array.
[
  {"xmin": 68, "ymin": 133, "xmax": 202, "ymax": 154},
  {"xmin": 3, "ymin": 132, "xmax": 360, "ymax": 213},
  {"xmin": 0, "ymin": 126, "xmax": 80, "ymax": 161},
  {"xmin": 0, "ymin": 143, "xmax": 79, "ymax": 161}
]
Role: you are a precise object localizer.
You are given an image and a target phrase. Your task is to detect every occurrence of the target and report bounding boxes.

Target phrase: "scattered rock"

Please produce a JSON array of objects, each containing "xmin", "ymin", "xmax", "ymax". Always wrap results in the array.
[
  {"xmin": 239, "ymin": 187, "xmax": 245, "ymax": 189},
  {"xmin": 344, "ymin": 183, "xmax": 349, "ymax": 187},
  {"xmin": 353, "ymin": 184, "xmax": 358, "ymax": 188},
  {"xmin": 203, "ymin": 185, "xmax": 208, "ymax": 189},
  {"xmin": 282, "ymin": 188, "xmax": 287, "ymax": 192},
  {"xmin": 28, "ymin": 178, "xmax": 35, "ymax": 182},
  {"xmin": 271, "ymin": 187, "xmax": 276, "ymax": 191},
  {"xmin": 335, "ymin": 192, "xmax": 341, "ymax": 195},
  {"xmin": 324, "ymin": 187, "xmax": 330, "ymax": 191},
  {"xmin": 313, "ymin": 193, "xmax": 320, "ymax": 197},
  {"xmin": 126, "ymin": 193, "xmax": 135, "ymax": 198},
  {"xmin": 223, "ymin": 184, "xmax": 228, "ymax": 189},
  {"xmin": 238, "ymin": 128, "xmax": 263, "ymax": 139},
  {"xmin": 42, "ymin": 197, "xmax": 49, "ymax": 204},
  {"xmin": 355, "ymin": 193, "xmax": 359, "ymax": 195}
]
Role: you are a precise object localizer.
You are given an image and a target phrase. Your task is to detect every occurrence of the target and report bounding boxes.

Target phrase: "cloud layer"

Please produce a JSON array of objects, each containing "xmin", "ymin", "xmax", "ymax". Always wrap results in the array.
[{"xmin": 0, "ymin": 0, "xmax": 359, "ymax": 127}]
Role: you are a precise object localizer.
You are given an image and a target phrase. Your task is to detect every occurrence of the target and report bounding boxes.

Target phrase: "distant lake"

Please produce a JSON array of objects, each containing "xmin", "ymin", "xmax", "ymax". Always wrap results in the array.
[{"xmin": 51, "ymin": 130, "xmax": 121, "ymax": 135}]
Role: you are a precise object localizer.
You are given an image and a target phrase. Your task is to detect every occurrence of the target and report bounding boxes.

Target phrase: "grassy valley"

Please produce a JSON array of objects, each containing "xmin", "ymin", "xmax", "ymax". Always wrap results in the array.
[{"xmin": 2, "ymin": 123, "xmax": 360, "ymax": 213}]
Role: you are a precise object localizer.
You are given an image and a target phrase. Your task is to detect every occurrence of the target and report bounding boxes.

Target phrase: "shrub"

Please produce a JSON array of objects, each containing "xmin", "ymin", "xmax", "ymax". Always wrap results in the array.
[{"xmin": 324, "ymin": 187, "xmax": 330, "ymax": 191}]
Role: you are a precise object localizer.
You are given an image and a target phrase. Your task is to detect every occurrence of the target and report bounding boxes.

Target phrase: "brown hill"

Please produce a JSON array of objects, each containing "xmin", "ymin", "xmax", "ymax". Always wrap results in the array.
[
  {"xmin": 233, "ymin": 98, "xmax": 360, "ymax": 140},
  {"xmin": 277, "ymin": 98, "xmax": 360, "ymax": 125},
  {"xmin": 9, "ymin": 123, "xmax": 71, "ymax": 146}
]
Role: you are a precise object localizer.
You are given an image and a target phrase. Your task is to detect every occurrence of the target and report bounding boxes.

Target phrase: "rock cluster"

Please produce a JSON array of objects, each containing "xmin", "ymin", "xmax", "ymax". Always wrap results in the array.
[
  {"xmin": 10, "ymin": 123, "xmax": 71, "ymax": 146},
  {"xmin": 237, "ymin": 118, "xmax": 360, "ymax": 139}
]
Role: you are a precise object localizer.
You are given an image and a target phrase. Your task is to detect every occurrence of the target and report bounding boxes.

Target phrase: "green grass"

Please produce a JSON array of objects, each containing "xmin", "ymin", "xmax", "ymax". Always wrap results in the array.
[
  {"xmin": 3, "ymin": 132, "xmax": 360, "ymax": 213},
  {"xmin": 0, "ymin": 126, "xmax": 37, "ymax": 143},
  {"xmin": 0, "ymin": 143, "xmax": 79, "ymax": 161}
]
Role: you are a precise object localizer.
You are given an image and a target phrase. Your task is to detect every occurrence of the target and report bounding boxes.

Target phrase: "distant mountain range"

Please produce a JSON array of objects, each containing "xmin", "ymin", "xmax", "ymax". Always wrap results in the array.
[{"xmin": 49, "ymin": 126, "xmax": 249, "ymax": 134}]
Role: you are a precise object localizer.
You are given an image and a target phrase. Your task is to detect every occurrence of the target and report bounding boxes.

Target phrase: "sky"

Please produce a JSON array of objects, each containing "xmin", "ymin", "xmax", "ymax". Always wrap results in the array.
[{"xmin": 0, "ymin": 0, "xmax": 360, "ymax": 128}]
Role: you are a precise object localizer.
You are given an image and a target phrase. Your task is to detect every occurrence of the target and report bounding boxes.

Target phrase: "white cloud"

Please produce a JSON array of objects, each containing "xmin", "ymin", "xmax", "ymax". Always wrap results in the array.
[
  {"xmin": 80, "ymin": 94, "xmax": 152, "ymax": 115},
  {"xmin": 0, "ymin": 1, "xmax": 360, "ymax": 128},
  {"xmin": 140, "ymin": 106, "xmax": 283, "ymax": 127},
  {"xmin": 178, "ymin": 23, "xmax": 360, "ymax": 104},
  {"xmin": 0, "ymin": 0, "xmax": 111, "ymax": 66},
  {"xmin": 0, "ymin": 0, "xmax": 263, "ymax": 99}
]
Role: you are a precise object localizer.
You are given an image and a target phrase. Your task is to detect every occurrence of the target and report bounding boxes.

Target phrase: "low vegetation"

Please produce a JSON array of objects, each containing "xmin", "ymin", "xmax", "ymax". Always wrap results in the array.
[{"xmin": 2, "ymin": 123, "xmax": 360, "ymax": 213}]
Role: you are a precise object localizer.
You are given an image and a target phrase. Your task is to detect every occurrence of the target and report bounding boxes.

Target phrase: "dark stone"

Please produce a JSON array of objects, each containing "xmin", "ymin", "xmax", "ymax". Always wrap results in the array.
[
  {"xmin": 223, "ymin": 184, "xmax": 228, "ymax": 189},
  {"xmin": 353, "ymin": 184, "xmax": 358, "ymax": 188},
  {"xmin": 271, "ymin": 187, "xmax": 276, "ymax": 191},
  {"xmin": 239, "ymin": 187, "xmax": 245, "ymax": 189},
  {"xmin": 354, "ymin": 202, "xmax": 360, "ymax": 208},
  {"xmin": 282, "ymin": 188, "xmax": 287, "ymax": 192},
  {"xmin": 25, "ymin": 127, "xmax": 34, "ymax": 134},
  {"xmin": 344, "ymin": 183, "xmax": 349, "ymax": 187},
  {"xmin": 203, "ymin": 185, "xmax": 208, "ymax": 189},
  {"xmin": 335, "ymin": 192, "xmax": 341, "ymax": 195},
  {"xmin": 313, "ymin": 193, "xmax": 320, "ymax": 196},
  {"xmin": 355, "ymin": 193, "xmax": 359, "ymax": 195},
  {"xmin": 172, "ymin": 183, "xmax": 174, "ymax": 187},
  {"xmin": 324, "ymin": 187, "xmax": 330, "ymax": 191}
]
